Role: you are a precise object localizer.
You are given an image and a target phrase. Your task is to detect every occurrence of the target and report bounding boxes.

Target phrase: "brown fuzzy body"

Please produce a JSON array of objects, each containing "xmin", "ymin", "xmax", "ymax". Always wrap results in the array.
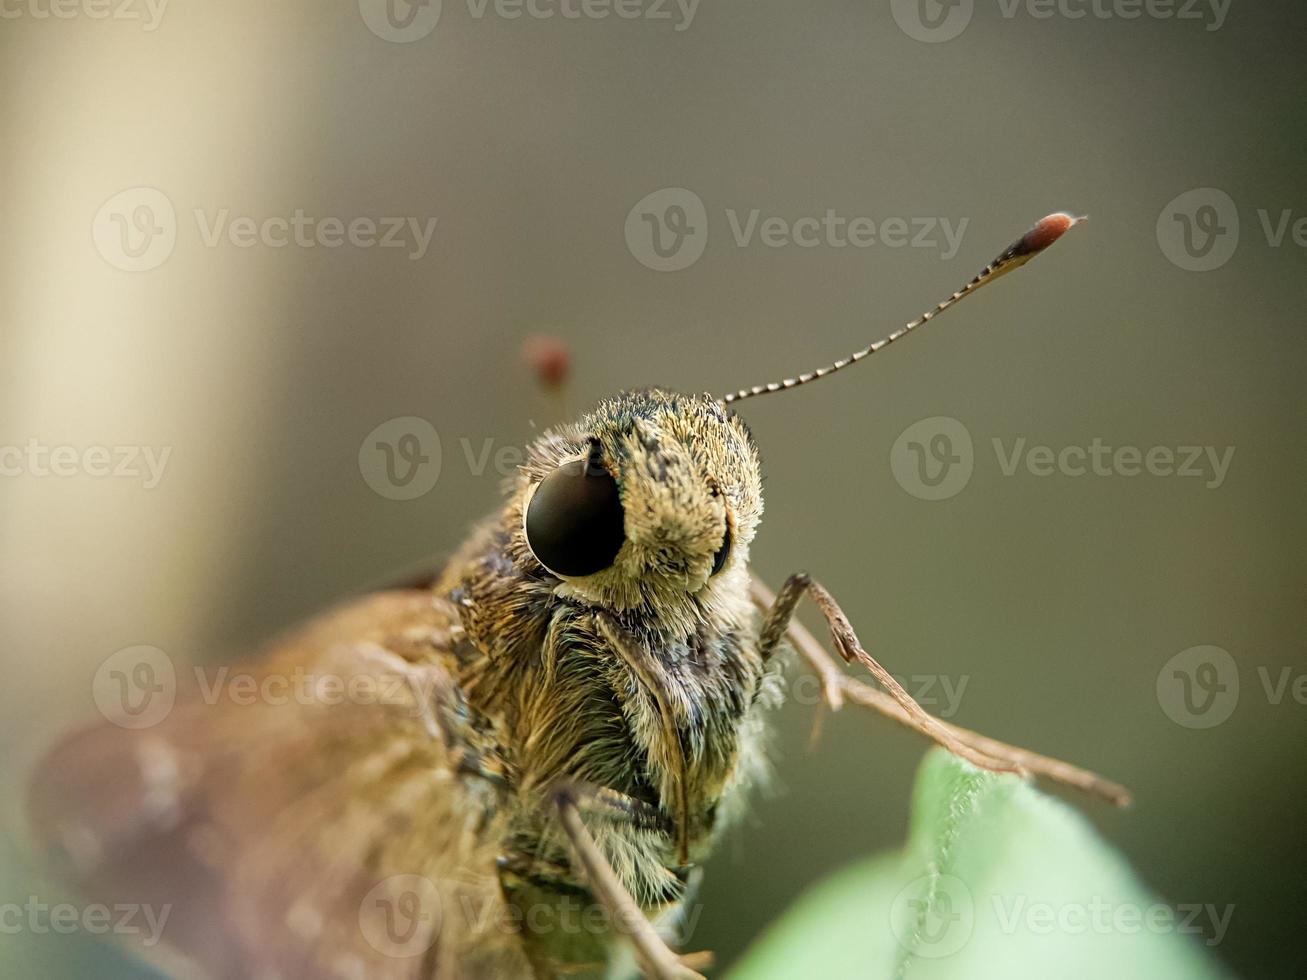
[{"xmin": 28, "ymin": 388, "xmax": 787, "ymax": 979}]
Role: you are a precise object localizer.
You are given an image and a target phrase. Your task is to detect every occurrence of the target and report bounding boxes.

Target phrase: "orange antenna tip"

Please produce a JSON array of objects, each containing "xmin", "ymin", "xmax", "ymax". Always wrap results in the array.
[{"xmin": 1018, "ymin": 212, "xmax": 1087, "ymax": 256}]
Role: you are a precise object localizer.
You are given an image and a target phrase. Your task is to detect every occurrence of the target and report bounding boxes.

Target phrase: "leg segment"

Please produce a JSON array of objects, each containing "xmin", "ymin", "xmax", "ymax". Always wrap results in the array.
[
  {"xmin": 752, "ymin": 574, "xmax": 1131, "ymax": 807},
  {"xmin": 551, "ymin": 781, "xmax": 708, "ymax": 980}
]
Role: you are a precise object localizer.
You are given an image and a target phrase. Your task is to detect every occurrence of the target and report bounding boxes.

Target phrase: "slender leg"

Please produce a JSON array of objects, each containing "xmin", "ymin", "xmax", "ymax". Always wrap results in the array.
[
  {"xmin": 756, "ymin": 572, "xmax": 1020, "ymax": 774},
  {"xmin": 751, "ymin": 574, "xmax": 1131, "ymax": 807},
  {"xmin": 552, "ymin": 782, "xmax": 709, "ymax": 980},
  {"xmin": 553, "ymin": 778, "xmax": 673, "ymax": 835}
]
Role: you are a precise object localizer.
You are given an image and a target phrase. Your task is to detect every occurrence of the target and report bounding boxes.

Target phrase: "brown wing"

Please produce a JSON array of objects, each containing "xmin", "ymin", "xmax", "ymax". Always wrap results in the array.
[{"xmin": 27, "ymin": 590, "xmax": 525, "ymax": 980}]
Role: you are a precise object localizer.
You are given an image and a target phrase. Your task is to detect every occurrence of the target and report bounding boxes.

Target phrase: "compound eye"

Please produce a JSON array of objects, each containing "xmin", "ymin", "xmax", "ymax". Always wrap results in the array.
[{"xmin": 524, "ymin": 455, "xmax": 626, "ymax": 577}]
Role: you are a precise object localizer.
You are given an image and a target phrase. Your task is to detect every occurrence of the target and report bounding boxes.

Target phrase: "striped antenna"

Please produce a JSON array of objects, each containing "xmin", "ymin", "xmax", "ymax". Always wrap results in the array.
[{"xmin": 720, "ymin": 212, "xmax": 1086, "ymax": 405}]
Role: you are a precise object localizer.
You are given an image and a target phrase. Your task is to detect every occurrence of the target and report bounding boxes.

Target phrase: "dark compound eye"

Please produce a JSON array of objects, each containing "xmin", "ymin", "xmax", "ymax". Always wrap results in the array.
[
  {"xmin": 711, "ymin": 523, "xmax": 731, "ymax": 576},
  {"xmin": 524, "ymin": 454, "xmax": 626, "ymax": 577}
]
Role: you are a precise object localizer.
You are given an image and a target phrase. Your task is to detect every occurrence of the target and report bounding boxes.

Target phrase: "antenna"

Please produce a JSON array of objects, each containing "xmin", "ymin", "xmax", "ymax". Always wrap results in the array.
[{"xmin": 720, "ymin": 212, "xmax": 1086, "ymax": 405}]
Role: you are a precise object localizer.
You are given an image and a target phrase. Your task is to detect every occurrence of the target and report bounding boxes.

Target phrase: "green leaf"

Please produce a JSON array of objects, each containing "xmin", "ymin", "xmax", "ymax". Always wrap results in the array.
[{"xmin": 727, "ymin": 750, "xmax": 1234, "ymax": 980}]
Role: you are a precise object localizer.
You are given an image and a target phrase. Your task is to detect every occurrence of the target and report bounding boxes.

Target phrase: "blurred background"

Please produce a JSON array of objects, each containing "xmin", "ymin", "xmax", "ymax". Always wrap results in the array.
[{"xmin": 1, "ymin": 0, "xmax": 1304, "ymax": 976}]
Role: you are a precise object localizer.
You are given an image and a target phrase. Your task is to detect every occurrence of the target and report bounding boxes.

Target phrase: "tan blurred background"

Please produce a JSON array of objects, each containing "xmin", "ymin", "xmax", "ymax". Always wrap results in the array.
[{"xmin": 1, "ymin": 1, "xmax": 1304, "ymax": 977}]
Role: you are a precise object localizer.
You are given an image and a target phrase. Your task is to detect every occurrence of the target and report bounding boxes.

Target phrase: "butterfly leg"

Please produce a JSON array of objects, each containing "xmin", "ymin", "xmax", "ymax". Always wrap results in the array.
[
  {"xmin": 751, "ymin": 574, "xmax": 1131, "ymax": 806},
  {"xmin": 551, "ymin": 781, "xmax": 709, "ymax": 980}
]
